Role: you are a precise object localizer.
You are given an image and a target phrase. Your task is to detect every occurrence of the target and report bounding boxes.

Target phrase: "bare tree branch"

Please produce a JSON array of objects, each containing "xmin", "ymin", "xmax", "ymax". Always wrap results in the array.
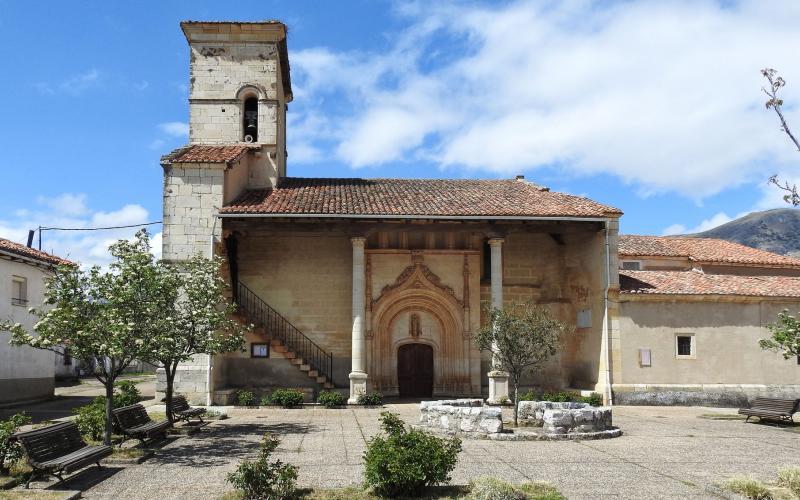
[{"xmin": 762, "ymin": 68, "xmax": 800, "ymax": 206}]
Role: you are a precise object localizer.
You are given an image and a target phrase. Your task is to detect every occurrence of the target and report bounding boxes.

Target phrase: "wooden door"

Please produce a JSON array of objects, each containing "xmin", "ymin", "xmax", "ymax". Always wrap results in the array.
[{"xmin": 397, "ymin": 343, "xmax": 433, "ymax": 398}]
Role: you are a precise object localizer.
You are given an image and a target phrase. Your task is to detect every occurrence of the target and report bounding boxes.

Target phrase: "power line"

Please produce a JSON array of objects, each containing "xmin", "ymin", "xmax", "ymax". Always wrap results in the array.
[
  {"xmin": 38, "ymin": 221, "xmax": 162, "ymax": 232},
  {"xmin": 30, "ymin": 221, "xmax": 163, "ymax": 251}
]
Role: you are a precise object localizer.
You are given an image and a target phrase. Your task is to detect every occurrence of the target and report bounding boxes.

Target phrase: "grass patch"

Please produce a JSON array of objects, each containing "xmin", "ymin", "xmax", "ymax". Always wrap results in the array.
[
  {"xmin": 698, "ymin": 413, "xmax": 746, "ymax": 421},
  {"xmin": 724, "ymin": 476, "xmax": 774, "ymax": 499},
  {"xmin": 0, "ymin": 492, "xmax": 72, "ymax": 499},
  {"xmin": 777, "ymin": 467, "xmax": 800, "ymax": 497},
  {"xmin": 516, "ymin": 482, "xmax": 566, "ymax": 500},
  {"xmin": 111, "ymin": 447, "xmax": 146, "ymax": 459}
]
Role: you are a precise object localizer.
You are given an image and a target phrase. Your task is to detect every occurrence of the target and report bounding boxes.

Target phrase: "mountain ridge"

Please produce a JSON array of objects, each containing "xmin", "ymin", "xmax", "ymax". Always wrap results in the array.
[{"xmin": 688, "ymin": 208, "xmax": 800, "ymax": 257}]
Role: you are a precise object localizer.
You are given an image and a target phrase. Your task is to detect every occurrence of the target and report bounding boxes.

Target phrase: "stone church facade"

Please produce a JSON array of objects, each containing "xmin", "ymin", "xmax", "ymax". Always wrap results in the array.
[{"xmin": 161, "ymin": 21, "xmax": 800, "ymax": 406}]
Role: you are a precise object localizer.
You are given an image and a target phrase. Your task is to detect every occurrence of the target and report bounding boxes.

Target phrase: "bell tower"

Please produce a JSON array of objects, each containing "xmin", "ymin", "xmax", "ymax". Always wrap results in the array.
[{"xmin": 181, "ymin": 21, "xmax": 292, "ymax": 174}]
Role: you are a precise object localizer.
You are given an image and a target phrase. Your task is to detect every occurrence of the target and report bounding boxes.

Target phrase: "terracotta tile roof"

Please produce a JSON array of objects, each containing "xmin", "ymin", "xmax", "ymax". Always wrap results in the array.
[
  {"xmin": 619, "ymin": 234, "xmax": 800, "ymax": 267},
  {"xmin": 0, "ymin": 238, "xmax": 74, "ymax": 267},
  {"xmin": 620, "ymin": 270, "xmax": 800, "ymax": 298},
  {"xmin": 160, "ymin": 145, "xmax": 258, "ymax": 166},
  {"xmin": 220, "ymin": 178, "xmax": 622, "ymax": 218}
]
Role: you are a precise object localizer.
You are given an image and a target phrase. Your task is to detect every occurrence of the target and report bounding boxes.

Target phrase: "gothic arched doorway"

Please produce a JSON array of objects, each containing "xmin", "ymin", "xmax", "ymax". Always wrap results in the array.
[{"xmin": 397, "ymin": 343, "xmax": 433, "ymax": 398}]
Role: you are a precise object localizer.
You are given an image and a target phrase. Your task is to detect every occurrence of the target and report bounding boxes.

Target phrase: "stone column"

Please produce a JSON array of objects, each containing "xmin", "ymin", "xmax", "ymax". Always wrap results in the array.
[
  {"xmin": 487, "ymin": 237, "xmax": 509, "ymax": 404},
  {"xmin": 348, "ymin": 236, "xmax": 368, "ymax": 403}
]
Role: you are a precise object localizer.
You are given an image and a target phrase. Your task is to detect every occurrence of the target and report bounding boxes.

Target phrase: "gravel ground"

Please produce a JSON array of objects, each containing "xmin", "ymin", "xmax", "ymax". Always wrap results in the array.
[{"xmin": 28, "ymin": 403, "xmax": 800, "ymax": 499}]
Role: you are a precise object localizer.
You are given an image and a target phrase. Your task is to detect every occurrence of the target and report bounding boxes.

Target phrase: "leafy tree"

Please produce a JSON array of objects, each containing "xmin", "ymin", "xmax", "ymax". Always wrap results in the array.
[
  {"xmin": 759, "ymin": 309, "xmax": 800, "ymax": 360},
  {"xmin": 145, "ymin": 253, "xmax": 247, "ymax": 421},
  {"xmin": 475, "ymin": 301, "xmax": 571, "ymax": 425},
  {"xmin": 1, "ymin": 230, "xmax": 165, "ymax": 445},
  {"xmin": 761, "ymin": 68, "xmax": 800, "ymax": 206}
]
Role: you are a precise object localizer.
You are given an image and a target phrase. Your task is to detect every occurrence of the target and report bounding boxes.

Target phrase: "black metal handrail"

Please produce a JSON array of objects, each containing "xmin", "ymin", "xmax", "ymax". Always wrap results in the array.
[{"xmin": 237, "ymin": 281, "xmax": 334, "ymax": 385}]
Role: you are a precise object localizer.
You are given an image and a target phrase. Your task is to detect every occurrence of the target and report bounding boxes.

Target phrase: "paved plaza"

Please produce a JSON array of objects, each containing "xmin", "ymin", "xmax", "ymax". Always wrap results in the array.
[{"xmin": 30, "ymin": 403, "xmax": 797, "ymax": 499}]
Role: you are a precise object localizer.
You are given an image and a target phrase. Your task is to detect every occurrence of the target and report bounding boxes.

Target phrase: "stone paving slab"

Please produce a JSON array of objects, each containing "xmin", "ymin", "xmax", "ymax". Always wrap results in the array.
[{"xmin": 32, "ymin": 404, "xmax": 800, "ymax": 499}]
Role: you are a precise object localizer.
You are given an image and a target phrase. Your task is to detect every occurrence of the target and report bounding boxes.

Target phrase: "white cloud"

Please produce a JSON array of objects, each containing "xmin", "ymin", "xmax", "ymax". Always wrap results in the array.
[
  {"xmin": 158, "ymin": 122, "xmax": 189, "ymax": 137},
  {"xmin": 661, "ymin": 211, "xmax": 738, "ymax": 235},
  {"xmin": 36, "ymin": 69, "xmax": 101, "ymax": 95},
  {"xmin": 0, "ymin": 194, "xmax": 161, "ymax": 268},
  {"xmin": 290, "ymin": 0, "xmax": 800, "ymax": 198}
]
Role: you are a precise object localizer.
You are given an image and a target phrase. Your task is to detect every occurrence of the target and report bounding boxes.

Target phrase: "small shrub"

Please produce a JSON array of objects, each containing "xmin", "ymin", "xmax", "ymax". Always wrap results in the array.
[
  {"xmin": 357, "ymin": 392, "xmax": 384, "ymax": 406},
  {"xmin": 114, "ymin": 380, "xmax": 141, "ymax": 407},
  {"xmin": 579, "ymin": 393, "xmax": 603, "ymax": 407},
  {"xmin": 317, "ymin": 391, "xmax": 346, "ymax": 408},
  {"xmin": 777, "ymin": 467, "xmax": 800, "ymax": 496},
  {"xmin": 725, "ymin": 476, "xmax": 774, "ymax": 500},
  {"xmin": 74, "ymin": 397, "xmax": 106, "ymax": 441},
  {"xmin": 269, "ymin": 389, "xmax": 305, "ymax": 408},
  {"xmin": 518, "ymin": 389, "xmax": 537, "ymax": 402},
  {"xmin": 259, "ymin": 395, "xmax": 272, "ymax": 406},
  {"xmin": 236, "ymin": 390, "xmax": 257, "ymax": 407},
  {"xmin": 0, "ymin": 413, "xmax": 31, "ymax": 474},
  {"xmin": 226, "ymin": 434, "xmax": 298, "ymax": 500},
  {"xmin": 363, "ymin": 411, "xmax": 461, "ymax": 497}
]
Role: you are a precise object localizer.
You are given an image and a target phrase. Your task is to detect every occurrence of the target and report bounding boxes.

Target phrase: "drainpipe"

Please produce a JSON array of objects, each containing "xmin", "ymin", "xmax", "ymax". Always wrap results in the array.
[
  {"xmin": 602, "ymin": 220, "xmax": 614, "ymax": 406},
  {"xmin": 206, "ymin": 214, "xmax": 219, "ymax": 407}
]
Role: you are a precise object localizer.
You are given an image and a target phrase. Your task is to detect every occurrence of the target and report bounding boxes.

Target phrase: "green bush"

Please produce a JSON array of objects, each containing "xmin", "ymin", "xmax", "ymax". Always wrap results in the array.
[
  {"xmin": 114, "ymin": 380, "xmax": 141, "ymax": 407},
  {"xmin": 0, "ymin": 413, "xmax": 31, "ymax": 474},
  {"xmin": 226, "ymin": 433, "xmax": 298, "ymax": 500},
  {"xmin": 466, "ymin": 477, "xmax": 565, "ymax": 500},
  {"xmin": 357, "ymin": 392, "xmax": 384, "ymax": 406},
  {"xmin": 517, "ymin": 390, "xmax": 603, "ymax": 406},
  {"xmin": 259, "ymin": 395, "xmax": 272, "ymax": 406},
  {"xmin": 236, "ymin": 390, "xmax": 257, "ymax": 407},
  {"xmin": 363, "ymin": 411, "xmax": 461, "ymax": 497},
  {"xmin": 74, "ymin": 397, "xmax": 106, "ymax": 442},
  {"xmin": 269, "ymin": 389, "xmax": 305, "ymax": 408},
  {"xmin": 317, "ymin": 391, "xmax": 346, "ymax": 408}
]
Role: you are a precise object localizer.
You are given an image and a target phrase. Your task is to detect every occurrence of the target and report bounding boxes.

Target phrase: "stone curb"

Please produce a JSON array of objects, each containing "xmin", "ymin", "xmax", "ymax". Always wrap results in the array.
[{"xmin": 411, "ymin": 424, "xmax": 623, "ymax": 441}]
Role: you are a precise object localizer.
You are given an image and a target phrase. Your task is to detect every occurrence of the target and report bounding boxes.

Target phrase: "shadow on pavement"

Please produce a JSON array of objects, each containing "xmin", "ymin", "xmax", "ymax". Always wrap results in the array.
[
  {"xmin": 0, "ymin": 395, "xmax": 96, "ymax": 423},
  {"xmin": 151, "ymin": 422, "xmax": 319, "ymax": 468},
  {"xmin": 48, "ymin": 465, "xmax": 125, "ymax": 491}
]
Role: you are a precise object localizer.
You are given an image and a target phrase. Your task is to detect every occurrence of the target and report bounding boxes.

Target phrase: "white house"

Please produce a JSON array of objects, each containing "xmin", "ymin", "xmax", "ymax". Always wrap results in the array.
[{"xmin": 0, "ymin": 238, "xmax": 73, "ymax": 405}]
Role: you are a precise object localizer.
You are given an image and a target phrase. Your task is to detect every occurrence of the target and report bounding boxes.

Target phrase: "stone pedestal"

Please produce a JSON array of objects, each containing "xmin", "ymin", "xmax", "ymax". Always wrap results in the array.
[
  {"xmin": 486, "ymin": 370, "xmax": 509, "ymax": 404},
  {"xmin": 348, "ymin": 372, "xmax": 368, "ymax": 404}
]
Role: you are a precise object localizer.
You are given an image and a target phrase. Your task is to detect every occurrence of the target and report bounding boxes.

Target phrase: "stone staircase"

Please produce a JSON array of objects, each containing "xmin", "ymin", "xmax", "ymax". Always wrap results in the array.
[{"xmin": 235, "ymin": 281, "xmax": 335, "ymax": 390}]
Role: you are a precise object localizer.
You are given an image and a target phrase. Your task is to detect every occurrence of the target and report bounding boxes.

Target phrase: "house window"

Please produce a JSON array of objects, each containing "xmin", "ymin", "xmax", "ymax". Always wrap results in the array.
[
  {"xmin": 621, "ymin": 261, "xmax": 641, "ymax": 271},
  {"xmin": 11, "ymin": 276, "xmax": 27, "ymax": 306},
  {"xmin": 251, "ymin": 343, "xmax": 269, "ymax": 358},
  {"xmin": 63, "ymin": 348, "xmax": 72, "ymax": 366},
  {"xmin": 639, "ymin": 348, "xmax": 652, "ymax": 367},
  {"xmin": 676, "ymin": 334, "xmax": 695, "ymax": 359},
  {"xmin": 577, "ymin": 309, "xmax": 592, "ymax": 329}
]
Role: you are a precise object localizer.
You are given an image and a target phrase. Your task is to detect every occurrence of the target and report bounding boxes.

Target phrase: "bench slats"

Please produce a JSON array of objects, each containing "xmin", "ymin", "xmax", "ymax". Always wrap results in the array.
[
  {"xmin": 738, "ymin": 397, "xmax": 799, "ymax": 423},
  {"xmin": 113, "ymin": 403, "xmax": 171, "ymax": 442}
]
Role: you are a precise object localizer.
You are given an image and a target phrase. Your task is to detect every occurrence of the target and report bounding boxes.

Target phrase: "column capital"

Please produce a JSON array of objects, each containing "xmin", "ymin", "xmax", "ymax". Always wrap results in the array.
[
  {"xmin": 488, "ymin": 237, "xmax": 505, "ymax": 247},
  {"xmin": 351, "ymin": 236, "xmax": 366, "ymax": 247}
]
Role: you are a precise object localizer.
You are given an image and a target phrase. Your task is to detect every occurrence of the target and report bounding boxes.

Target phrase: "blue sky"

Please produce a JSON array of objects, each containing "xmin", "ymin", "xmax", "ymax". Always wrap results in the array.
[{"xmin": 0, "ymin": 0, "xmax": 798, "ymax": 266}]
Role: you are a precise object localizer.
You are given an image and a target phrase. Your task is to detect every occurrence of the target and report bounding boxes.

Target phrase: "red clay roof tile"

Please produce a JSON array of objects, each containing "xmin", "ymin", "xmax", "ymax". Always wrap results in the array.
[
  {"xmin": 161, "ymin": 145, "xmax": 258, "ymax": 165},
  {"xmin": 220, "ymin": 178, "xmax": 622, "ymax": 218},
  {"xmin": 620, "ymin": 270, "xmax": 800, "ymax": 298},
  {"xmin": 619, "ymin": 234, "xmax": 800, "ymax": 267},
  {"xmin": 0, "ymin": 238, "xmax": 74, "ymax": 267}
]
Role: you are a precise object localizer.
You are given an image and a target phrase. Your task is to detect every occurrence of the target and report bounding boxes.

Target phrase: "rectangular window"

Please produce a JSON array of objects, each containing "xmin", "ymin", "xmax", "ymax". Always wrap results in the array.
[
  {"xmin": 251, "ymin": 343, "xmax": 269, "ymax": 358},
  {"xmin": 63, "ymin": 348, "xmax": 72, "ymax": 366},
  {"xmin": 639, "ymin": 348, "xmax": 652, "ymax": 367},
  {"xmin": 676, "ymin": 334, "xmax": 695, "ymax": 359},
  {"xmin": 621, "ymin": 261, "xmax": 641, "ymax": 271},
  {"xmin": 11, "ymin": 277, "xmax": 27, "ymax": 306},
  {"xmin": 577, "ymin": 309, "xmax": 592, "ymax": 329}
]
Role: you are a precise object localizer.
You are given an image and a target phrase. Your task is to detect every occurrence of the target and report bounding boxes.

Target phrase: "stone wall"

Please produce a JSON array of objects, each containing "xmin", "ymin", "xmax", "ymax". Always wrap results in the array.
[
  {"xmin": 517, "ymin": 401, "xmax": 612, "ymax": 434},
  {"xmin": 418, "ymin": 399, "xmax": 502, "ymax": 435}
]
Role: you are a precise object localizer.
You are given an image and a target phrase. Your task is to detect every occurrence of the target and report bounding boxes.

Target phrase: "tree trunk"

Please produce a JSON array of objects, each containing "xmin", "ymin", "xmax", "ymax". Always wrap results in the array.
[
  {"xmin": 513, "ymin": 379, "xmax": 520, "ymax": 426},
  {"xmin": 103, "ymin": 379, "xmax": 114, "ymax": 446},
  {"xmin": 164, "ymin": 361, "xmax": 177, "ymax": 423}
]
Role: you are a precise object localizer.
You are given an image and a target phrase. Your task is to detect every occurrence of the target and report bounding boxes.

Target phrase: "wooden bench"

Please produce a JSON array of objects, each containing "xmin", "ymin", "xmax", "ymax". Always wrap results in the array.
[
  {"xmin": 12, "ymin": 421, "xmax": 112, "ymax": 488},
  {"xmin": 165, "ymin": 395, "xmax": 206, "ymax": 424},
  {"xmin": 738, "ymin": 397, "xmax": 799, "ymax": 424},
  {"xmin": 112, "ymin": 403, "xmax": 171, "ymax": 445}
]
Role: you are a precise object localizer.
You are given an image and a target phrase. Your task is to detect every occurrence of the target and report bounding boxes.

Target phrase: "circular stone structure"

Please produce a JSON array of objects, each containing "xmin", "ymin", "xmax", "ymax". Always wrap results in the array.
[{"xmin": 414, "ymin": 399, "xmax": 622, "ymax": 441}]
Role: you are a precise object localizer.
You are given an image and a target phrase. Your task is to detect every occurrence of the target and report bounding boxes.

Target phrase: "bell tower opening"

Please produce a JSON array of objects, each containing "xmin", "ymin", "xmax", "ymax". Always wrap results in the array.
[{"xmin": 243, "ymin": 97, "xmax": 258, "ymax": 142}]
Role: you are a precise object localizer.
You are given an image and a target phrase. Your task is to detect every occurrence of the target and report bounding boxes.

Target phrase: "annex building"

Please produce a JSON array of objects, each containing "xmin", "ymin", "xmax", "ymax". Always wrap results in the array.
[{"xmin": 160, "ymin": 21, "xmax": 800, "ymax": 406}]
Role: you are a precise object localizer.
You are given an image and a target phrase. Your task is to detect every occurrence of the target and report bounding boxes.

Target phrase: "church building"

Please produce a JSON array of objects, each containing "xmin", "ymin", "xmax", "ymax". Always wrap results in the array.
[{"xmin": 160, "ymin": 21, "xmax": 800, "ymax": 406}]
